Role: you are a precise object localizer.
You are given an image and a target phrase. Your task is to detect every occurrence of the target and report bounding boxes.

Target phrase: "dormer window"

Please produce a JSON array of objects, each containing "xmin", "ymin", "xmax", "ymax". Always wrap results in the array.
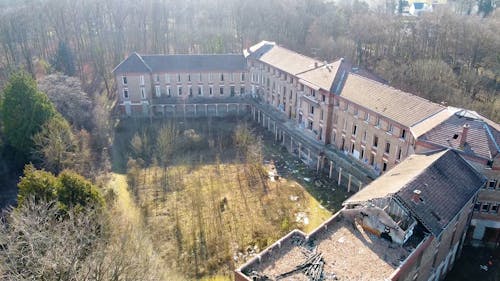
[{"xmin": 122, "ymin": 76, "xmax": 128, "ymax": 85}]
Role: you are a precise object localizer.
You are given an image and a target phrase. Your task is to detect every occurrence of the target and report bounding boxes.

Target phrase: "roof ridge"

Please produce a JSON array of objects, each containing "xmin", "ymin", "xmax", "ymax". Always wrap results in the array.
[
  {"xmin": 274, "ymin": 44, "xmax": 322, "ymax": 65},
  {"xmin": 141, "ymin": 53, "xmax": 243, "ymax": 57},
  {"xmin": 134, "ymin": 52, "xmax": 152, "ymax": 72}
]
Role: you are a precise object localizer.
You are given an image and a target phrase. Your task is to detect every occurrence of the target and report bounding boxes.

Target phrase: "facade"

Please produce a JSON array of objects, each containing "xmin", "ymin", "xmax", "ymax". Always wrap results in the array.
[
  {"xmin": 113, "ymin": 53, "xmax": 250, "ymax": 116},
  {"xmin": 235, "ymin": 150, "xmax": 486, "ymax": 281},
  {"xmin": 113, "ymin": 40, "xmax": 500, "ymax": 247}
]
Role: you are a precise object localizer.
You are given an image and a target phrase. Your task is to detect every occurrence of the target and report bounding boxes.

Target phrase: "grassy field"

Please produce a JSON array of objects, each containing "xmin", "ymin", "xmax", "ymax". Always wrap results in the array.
[{"xmin": 112, "ymin": 117, "xmax": 349, "ymax": 280}]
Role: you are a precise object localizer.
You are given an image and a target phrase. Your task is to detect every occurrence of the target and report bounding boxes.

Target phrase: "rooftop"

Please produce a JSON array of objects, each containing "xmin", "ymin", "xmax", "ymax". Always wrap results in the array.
[
  {"xmin": 242, "ymin": 214, "xmax": 418, "ymax": 281},
  {"xmin": 113, "ymin": 53, "xmax": 247, "ymax": 74},
  {"xmin": 339, "ymin": 73, "xmax": 446, "ymax": 127},
  {"xmin": 247, "ymin": 41, "xmax": 321, "ymax": 75},
  {"xmin": 418, "ymin": 109, "xmax": 500, "ymax": 160},
  {"xmin": 345, "ymin": 150, "xmax": 486, "ymax": 236}
]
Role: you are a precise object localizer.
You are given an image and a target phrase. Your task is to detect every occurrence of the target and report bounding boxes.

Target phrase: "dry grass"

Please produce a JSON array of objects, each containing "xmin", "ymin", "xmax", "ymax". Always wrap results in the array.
[{"xmin": 130, "ymin": 162, "xmax": 331, "ymax": 278}]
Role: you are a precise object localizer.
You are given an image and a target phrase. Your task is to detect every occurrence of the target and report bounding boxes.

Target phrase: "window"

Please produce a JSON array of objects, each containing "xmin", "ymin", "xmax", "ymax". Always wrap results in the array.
[
  {"xmin": 320, "ymin": 109, "xmax": 324, "ymax": 121},
  {"xmin": 209, "ymin": 86, "xmax": 213, "ymax": 96},
  {"xmin": 165, "ymin": 74, "xmax": 170, "ymax": 83},
  {"xmin": 155, "ymin": 85, "xmax": 161, "ymax": 97},
  {"xmin": 220, "ymin": 86, "xmax": 224, "ymax": 95},
  {"xmin": 155, "ymin": 74, "xmax": 160, "ymax": 82},
  {"xmin": 166, "ymin": 86, "xmax": 171, "ymax": 96},
  {"xmin": 177, "ymin": 74, "xmax": 181, "ymax": 82},
  {"xmin": 122, "ymin": 76, "xmax": 127, "ymax": 85},
  {"xmin": 383, "ymin": 162, "xmax": 388, "ymax": 172},
  {"xmin": 401, "ymin": 129, "xmax": 407, "ymax": 139},
  {"xmin": 488, "ymin": 180, "xmax": 498, "ymax": 189},
  {"xmin": 373, "ymin": 135, "xmax": 379, "ymax": 147},
  {"xmin": 230, "ymin": 86, "xmax": 235, "ymax": 96},
  {"xmin": 188, "ymin": 74, "xmax": 191, "ymax": 82},
  {"xmin": 365, "ymin": 112, "xmax": 370, "ymax": 122},
  {"xmin": 240, "ymin": 86, "xmax": 245, "ymax": 95},
  {"xmin": 140, "ymin": 75, "xmax": 145, "ymax": 85},
  {"xmin": 474, "ymin": 202, "xmax": 481, "ymax": 211},
  {"xmin": 397, "ymin": 147, "xmax": 402, "ymax": 160},
  {"xmin": 123, "ymin": 88, "xmax": 129, "ymax": 99},
  {"xmin": 322, "ymin": 94, "xmax": 326, "ymax": 102},
  {"xmin": 178, "ymin": 86, "xmax": 182, "ymax": 96},
  {"xmin": 375, "ymin": 117, "xmax": 380, "ymax": 127},
  {"xmin": 352, "ymin": 125, "xmax": 357, "ymax": 136},
  {"xmin": 241, "ymin": 72, "xmax": 245, "ymax": 81},
  {"xmin": 363, "ymin": 131, "xmax": 367, "ymax": 141},
  {"xmin": 360, "ymin": 148, "xmax": 365, "ymax": 160},
  {"xmin": 312, "ymin": 89, "xmax": 316, "ymax": 97},
  {"xmin": 385, "ymin": 142, "xmax": 391, "ymax": 154},
  {"xmin": 220, "ymin": 73, "xmax": 224, "ymax": 81},
  {"xmin": 198, "ymin": 86, "xmax": 203, "ymax": 96},
  {"xmin": 140, "ymin": 87, "xmax": 146, "ymax": 99},
  {"xmin": 308, "ymin": 121, "xmax": 313, "ymax": 130},
  {"xmin": 491, "ymin": 204, "xmax": 499, "ymax": 214},
  {"xmin": 310, "ymin": 105, "xmax": 315, "ymax": 114},
  {"xmin": 388, "ymin": 124, "xmax": 394, "ymax": 133},
  {"xmin": 189, "ymin": 86, "xmax": 193, "ymax": 97},
  {"xmin": 482, "ymin": 203, "xmax": 491, "ymax": 212}
]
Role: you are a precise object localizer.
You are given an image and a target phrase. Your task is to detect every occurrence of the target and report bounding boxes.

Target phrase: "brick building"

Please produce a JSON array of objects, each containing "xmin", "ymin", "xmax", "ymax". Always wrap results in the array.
[
  {"xmin": 235, "ymin": 150, "xmax": 486, "ymax": 281},
  {"xmin": 113, "ymin": 40, "xmax": 500, "ymax": 247}
]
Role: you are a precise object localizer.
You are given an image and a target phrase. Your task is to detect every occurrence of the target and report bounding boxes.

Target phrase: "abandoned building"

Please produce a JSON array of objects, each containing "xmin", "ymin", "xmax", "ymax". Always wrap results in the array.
[
  {"xmin": 113, "ymin": 40, "xmax": 500, "ymax": 246},
  {"xmin": 235, "ymin": 150, "xmax": 486, "ymax": 281}
]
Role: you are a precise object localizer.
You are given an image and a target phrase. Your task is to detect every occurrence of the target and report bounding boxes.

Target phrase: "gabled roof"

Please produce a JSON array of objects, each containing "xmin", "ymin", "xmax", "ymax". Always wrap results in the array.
[
  {"xmin": 339, "ymin": 73, "xmax": 445, "ymax": 127},
  {"xmin": 113, "ymin": 53, "xmax": 247, "ymax": 74},
  {"xmin": 296, "ymin": 59, "xmax": 345, "ymax": 92},
  {"xmin": 112, "ymin": 52, "xmax": 152, "ymax": 74},
  {"xmin": 419, "ymin": 109, "xmax": 500, "ymax": 160},
  {"xmin": 345, "ymin": 150, "xmax": 485, "ymax": 237},
  {"xmin": 246, "ymin": 41, "xmax": 320, "ymax": 75}
]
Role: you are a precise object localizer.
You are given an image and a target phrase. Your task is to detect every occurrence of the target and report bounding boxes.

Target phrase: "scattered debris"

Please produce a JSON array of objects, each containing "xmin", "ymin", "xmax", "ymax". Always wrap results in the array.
[
  {"xmin": 296, "ymin": 212, "xmax": 310, "ymax": 225},
  {"xmin": 275, "ymin": 252, "xmax": 326, "ymax": 281}
]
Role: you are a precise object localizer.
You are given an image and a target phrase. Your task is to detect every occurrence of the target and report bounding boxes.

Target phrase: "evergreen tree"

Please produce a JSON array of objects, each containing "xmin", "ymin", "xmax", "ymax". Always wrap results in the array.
[
  {"xmin": 1, "ymin": 71, "xmax": 57, "ymax": 159},
  {"xmin": 52, "ymin": 41, "xmax": 76, "ymax": 76}
]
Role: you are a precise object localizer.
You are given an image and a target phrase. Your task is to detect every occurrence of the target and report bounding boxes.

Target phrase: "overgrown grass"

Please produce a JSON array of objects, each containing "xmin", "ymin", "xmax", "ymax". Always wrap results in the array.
[{"xmin": 113, "ymin": 117, "xmax": 342, "ymax": 279}]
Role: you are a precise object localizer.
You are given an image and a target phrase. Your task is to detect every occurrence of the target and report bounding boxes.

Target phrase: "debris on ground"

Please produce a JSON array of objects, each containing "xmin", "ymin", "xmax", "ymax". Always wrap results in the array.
[{"xmin": 296, "ymin": 212, "xmax": 310, "ymax": 225}]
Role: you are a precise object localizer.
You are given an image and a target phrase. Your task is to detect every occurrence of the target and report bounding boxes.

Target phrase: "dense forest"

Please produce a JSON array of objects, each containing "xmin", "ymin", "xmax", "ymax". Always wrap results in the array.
[{"xmin": 0, "ymin": 0, "xmax": 498, "ymax": 121}]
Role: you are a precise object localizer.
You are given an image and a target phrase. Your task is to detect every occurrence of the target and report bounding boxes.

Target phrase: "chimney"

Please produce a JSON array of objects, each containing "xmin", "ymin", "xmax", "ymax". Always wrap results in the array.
[
  {"xmin": 459, "ymin": 123, "xmax": 469, "ymax": 148},
  {"xmin": 412, "ymin": 189, "xmax": 422, "ymax": 203}
]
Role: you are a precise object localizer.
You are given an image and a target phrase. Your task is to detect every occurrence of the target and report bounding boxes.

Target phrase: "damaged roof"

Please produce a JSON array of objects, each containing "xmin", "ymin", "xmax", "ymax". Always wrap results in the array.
[
  {"xmin": 113, "ymin": 53, "xmax": 247, "ymax": 74},
  {"xmin": 344, "ymin": 150, "xmax": 486, "ymax": 237}
]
